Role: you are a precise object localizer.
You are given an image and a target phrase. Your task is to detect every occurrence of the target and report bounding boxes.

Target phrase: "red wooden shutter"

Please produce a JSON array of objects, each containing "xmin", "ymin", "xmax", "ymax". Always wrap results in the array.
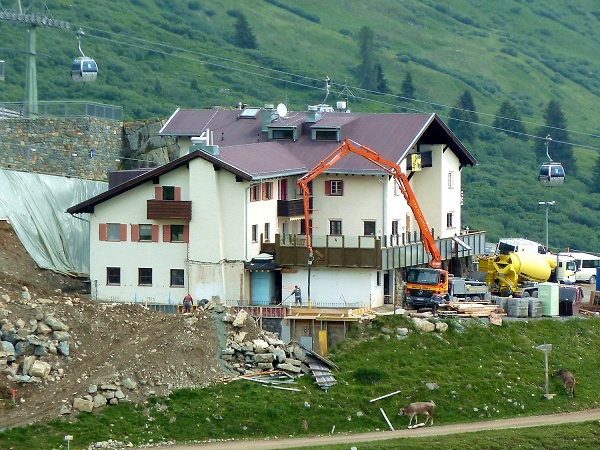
[
  {"xmin": 155, "ymin": 186, "xmax": 162, "ymax": 199},
  {"xmin": 163, "ymin": 225, "xmax": 171, "ymax": 243},
  {"xmin": 99, "ymin": 223, "xmax": 107, "ymax": 241},
  {"xmin": 325, "ymin": 180, "xmax": 332, "ymax": 195},
  {"xmin": 183, "ymin": 225, "xmax": 190, "ymax": 243},
  {"xmin": 151, "ymin": 225, "xmax": 159, "ymax": 242},
  {"xmin": 261, "ymin": 182, "xmax": 266, "ymax": 200},
  {"xmin": 278, "ymin": 179, "xmax": 287, "ymax": 200},
  {"xmin": 174, "ymin": 187, "xmax": 181, "ymax": 201},
  {"xmin": 131, "ymin": 224, "xmax": 139, "ymax": 242},
  {"xmin": 120, "ymin": 224, "xmax": 127, "ymax": 241},
  {"xmin": 339, "ymin": 180, "xmax": 344, "ymax": 196}
]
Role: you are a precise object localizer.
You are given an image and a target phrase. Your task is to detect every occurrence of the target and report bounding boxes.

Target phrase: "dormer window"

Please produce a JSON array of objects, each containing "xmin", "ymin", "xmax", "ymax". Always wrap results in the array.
[
  {"xmin": 312, "ymin": 126, "xmax": 340, "ymax": 141},
  {"xmin": 269, "ymin": 127, "xmax": 297, "ymax": 140}
]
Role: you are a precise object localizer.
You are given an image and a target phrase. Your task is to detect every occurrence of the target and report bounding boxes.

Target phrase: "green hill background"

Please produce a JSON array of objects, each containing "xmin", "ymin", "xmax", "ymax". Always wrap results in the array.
[{"xmin": 1, "ymin": 0, "xmax": 600, "ymax": 253}]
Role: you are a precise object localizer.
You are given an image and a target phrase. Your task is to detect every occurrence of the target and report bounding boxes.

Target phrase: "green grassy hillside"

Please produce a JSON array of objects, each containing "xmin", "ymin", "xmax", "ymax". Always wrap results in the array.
[
  {"xmin": 1, "ymin": 315, "xmax": 600, "ymax": 449},
  {"xmin": 1, "ymin": 0, "xmax": 600, "ymax": 250}
]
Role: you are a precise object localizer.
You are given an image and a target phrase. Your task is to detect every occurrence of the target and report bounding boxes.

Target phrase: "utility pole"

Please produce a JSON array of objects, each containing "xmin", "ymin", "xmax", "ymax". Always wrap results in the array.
[{"xmin": 538, "ymin": 201, "xmax": 555, "ymax": 250}]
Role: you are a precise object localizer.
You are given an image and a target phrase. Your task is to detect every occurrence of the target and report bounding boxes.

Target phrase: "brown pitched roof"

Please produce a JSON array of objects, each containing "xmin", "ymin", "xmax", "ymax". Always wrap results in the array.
[{"xmin": 68, "ymin": 109, "xmax": 476, "ymax": 214}]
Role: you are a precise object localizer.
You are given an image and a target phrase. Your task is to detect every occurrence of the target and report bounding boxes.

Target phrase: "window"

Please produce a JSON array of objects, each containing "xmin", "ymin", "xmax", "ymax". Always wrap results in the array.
[
  {"xmin": 262, "ymin": 182, "xmax": 273, "ymax": 200},
  {"xmin": 170, "ymin": 269, "xmax": 185, "ymax": 287},
  {"xmin": 272, "ymin": 129, "xmax": 294, "ymax": 140},
  {"xmin": 391, "ymin": 220, "xmax": 399, "ymax": 235},
  {"xmin": 107, "ymin": 267, "xmax": 121, "ymax": 285},
  {"xmin": 139, "ymin": 224, "xmax": 153, "ymax": 241},
  {"xmin": 163, "ymin": 186, "xmax": 175, "ymax": 200},
  {"xmin": 170, "ymin": 225, "xmax": 184, "ymax": 242},
  {"xmin": 330, "ymin": 220, "xmax": 342, "ymax": 235},
  {"xmin": 252, "ymin": 224, "xmax": 258, "ymax": 243},
  {"xmin": 393, "ymin": 181, "xmax": 400, "ymax": 196},
  {"xmin": 448, "ymin": 171, "xmax": 454, "ymax": 189},
  {"xmin": 250, "ymin": 184, "xmax": 260, "ymax": 201},
  {"xmin": 264, "ymin": 223, "xmax": 270, "ymax": 242},
  {"xmin": 447, "ymin": 212, "xmax": 454, "ymax": 229},
  {"xmin": 325, "ymin": 180, "xmax": 343, "ymax": 196},
  {"xmin": 138, "ymin": 268, "xmax": 152, "ymax": 286},
  {"xmin": 100, "ymin": 223, "xmax": 126, "ymax": 241},
  {"xmin": 364, "ymin": 220, "xmax": 376, "ymax": 236},
  {"xmin": 106, "ymin": 223, "xmax": 120, "ymax": 241},
  {"xmin": 155, "ymin": 186, "xmax": 181, "ymax": 201},
  {"xmin": 315, "ymin": 129, "xmax": 338, "ymax": 141},
  {"xmin": 301, "ymin": 219, "xmax": 312, "ymax": 235}
]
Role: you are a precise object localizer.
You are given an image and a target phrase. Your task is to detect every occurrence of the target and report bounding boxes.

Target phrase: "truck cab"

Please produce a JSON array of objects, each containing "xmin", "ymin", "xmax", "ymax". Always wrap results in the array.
[{"xmin": 404, "ymin": 268, "xmax": 449, "ymax": 309}]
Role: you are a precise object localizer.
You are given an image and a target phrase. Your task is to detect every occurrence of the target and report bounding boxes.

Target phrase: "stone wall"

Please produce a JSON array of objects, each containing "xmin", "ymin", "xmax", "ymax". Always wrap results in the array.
[{"xmin": 0, "ymin": 117, "xmax": 178, "ymax": 181}]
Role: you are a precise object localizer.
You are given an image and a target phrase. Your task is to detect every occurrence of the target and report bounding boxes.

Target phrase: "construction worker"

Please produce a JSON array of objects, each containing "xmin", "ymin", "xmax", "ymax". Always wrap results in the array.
[
  {"xmin": 182, "ymin": 293, "xmax": 193, "ymax": 313},
  {"xmin": 293, "ymin": 285, "xmax": 302, "ymax": 305}
]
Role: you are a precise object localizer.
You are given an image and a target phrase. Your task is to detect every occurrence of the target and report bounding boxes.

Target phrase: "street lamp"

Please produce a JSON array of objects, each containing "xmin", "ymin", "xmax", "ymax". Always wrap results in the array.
[
  {"xmin": 538, "ymin": 201, "xmax": 555, "ymax": 250},
  {"xmin": 535, "ymin": 344, "xmax": 555, "ymax": 399}
]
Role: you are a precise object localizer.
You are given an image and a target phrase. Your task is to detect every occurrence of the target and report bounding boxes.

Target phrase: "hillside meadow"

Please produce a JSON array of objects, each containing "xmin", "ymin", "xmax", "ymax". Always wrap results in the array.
[{"xmin": 1, "ymin": 314, "xmax": 600, "ymax": 449}]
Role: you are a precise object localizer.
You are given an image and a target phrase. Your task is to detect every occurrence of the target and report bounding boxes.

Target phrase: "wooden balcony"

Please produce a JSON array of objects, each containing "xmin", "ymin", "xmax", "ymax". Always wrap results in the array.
[
  {"xmin": 277, "ymin": 198, "xmax": 311, "ymax": 217},
  {"xmin": 274, "ymin": 231, "xmax": 487, "ymax": 270},
  {"xmin": 147, "ymin": 200, "xmax": 192, "ymax": 220}
]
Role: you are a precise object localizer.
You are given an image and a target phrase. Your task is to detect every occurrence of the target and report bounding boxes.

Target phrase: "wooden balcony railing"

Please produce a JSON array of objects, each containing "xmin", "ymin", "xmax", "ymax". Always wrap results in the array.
[{"xmin": 147, "ymin": 200, "xmax": 192, "ymax": 220}]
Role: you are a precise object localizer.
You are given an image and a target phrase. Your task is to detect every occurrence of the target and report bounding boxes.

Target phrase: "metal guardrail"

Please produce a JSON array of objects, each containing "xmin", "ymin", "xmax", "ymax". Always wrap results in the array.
[{"xmin": 0, "ymin": 101, "xmax": 123, "ymax": 120}]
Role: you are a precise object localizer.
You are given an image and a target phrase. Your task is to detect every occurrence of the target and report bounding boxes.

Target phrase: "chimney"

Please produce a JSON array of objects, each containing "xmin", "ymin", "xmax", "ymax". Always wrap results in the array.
[{"xmin": 305, "ymin": 105, "xmax": 322, "ymax": 123}]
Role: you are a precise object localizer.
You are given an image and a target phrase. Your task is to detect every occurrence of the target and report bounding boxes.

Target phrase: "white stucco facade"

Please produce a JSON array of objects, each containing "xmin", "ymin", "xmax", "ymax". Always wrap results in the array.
[{"xmin": 75, "ymin": 110, "xmax": 475, "ymax": 309}]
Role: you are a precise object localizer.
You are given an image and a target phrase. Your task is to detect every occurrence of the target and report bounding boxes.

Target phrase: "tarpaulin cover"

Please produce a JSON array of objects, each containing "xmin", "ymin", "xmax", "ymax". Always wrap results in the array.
[{"xmin": 0, "ymin": 169, "xmax": 107, "ymax": 277}]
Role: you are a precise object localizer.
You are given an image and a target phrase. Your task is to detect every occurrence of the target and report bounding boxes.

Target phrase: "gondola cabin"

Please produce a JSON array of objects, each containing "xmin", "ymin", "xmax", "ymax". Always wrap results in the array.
[
  {"xmin": 71, "ymin": 57, "xmax": 98, "ymax": 82},
  {"xmin": 538, "ymin": 162, "xmax": 565, "ymax": 187}
]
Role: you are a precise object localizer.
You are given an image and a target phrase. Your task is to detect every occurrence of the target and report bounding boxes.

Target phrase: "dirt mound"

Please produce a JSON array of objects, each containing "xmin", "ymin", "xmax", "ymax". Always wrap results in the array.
[{"xmin": 0, "ymin": 220, "xmax": 234, "ymax": 429}]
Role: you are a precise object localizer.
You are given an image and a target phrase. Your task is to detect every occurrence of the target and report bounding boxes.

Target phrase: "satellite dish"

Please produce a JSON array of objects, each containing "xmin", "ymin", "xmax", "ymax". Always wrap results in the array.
[{"xmin": 277, "ymin": 103, "xmax": 288, "ymax": 118}]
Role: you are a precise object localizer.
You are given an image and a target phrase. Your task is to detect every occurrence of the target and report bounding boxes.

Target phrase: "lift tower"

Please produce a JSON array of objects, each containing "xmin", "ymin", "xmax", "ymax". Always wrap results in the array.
[{"xmin": 0, "ymin": 1, "xmax": 70, "ymax": 116}]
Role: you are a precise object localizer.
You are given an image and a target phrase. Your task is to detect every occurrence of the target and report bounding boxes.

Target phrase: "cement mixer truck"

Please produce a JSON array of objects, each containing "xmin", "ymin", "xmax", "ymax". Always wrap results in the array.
[{"xmin": 478, "ymin": 251, "xmax": 554, "ymax": 297}]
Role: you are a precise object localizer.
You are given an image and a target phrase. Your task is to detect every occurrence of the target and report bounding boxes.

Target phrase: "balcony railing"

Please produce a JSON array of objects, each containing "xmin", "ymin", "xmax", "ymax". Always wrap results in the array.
[
  {"xmin": 274, "ymin": 230, "xmax": 486, "ymax": 270},
  {"xmin": 277, "ymin": 198, "xmax": 310, "ymax": 217},
  {"xmin": 147, "ymin": 200, "xmax": 192, "ymax": 220}
]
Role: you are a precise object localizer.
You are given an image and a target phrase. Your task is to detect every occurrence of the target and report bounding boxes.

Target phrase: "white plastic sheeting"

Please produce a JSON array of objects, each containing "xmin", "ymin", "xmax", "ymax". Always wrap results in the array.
[{"xmin": 0, "ymin": 170, "xmax": 107, "ymax": 277}]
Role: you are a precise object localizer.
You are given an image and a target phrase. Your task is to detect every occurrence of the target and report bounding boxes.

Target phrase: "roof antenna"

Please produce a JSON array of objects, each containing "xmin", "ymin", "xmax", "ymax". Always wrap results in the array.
[
  {"xmin": 338, "ymin": 77, "xmax": 355, "ymax": 111},
  {"xmin": 322, "ymin": 76, "xmax": 331, "ymax": 104}
]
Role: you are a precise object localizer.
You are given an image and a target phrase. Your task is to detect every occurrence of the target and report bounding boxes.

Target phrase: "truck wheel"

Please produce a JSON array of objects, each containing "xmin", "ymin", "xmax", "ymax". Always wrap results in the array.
[
  {"xmin": 522, "ymin": 291, "xmax": 530, "ymax": 298},
  {"xmin": 472, "ymin": 296, "xmax": 480, "ymax": 301},
  {"xmin": 590, "ymin": 275, "xmax": 596, "ymax": 285}
]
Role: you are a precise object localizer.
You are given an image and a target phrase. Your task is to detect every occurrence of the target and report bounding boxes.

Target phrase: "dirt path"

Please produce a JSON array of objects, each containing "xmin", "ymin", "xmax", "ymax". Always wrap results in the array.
[{"xmin": 157, "ymin": 409, "xmax": 600, "ymax": 449}]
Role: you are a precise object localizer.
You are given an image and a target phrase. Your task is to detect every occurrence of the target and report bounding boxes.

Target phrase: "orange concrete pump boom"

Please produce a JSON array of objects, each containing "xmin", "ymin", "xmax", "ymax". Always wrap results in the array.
[{"xmin": 297, "ymin": 138, "xmax": 442, "ymax": 269}]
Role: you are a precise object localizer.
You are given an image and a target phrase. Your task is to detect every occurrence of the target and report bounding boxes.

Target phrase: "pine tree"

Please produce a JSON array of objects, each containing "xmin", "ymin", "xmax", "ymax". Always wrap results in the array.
[
  {"xmin": 356, "ymin": 26, "xmax": 377, "ymax": 90},
  {"xmin": 400, "ymin": 72, "xmax": 415, "ymax": 101},
  {"xmin": 493, "ymin": 100, "xmax": 527, "ymax": 139},
  {"xmin": 233, "ymin": 14, "xmax": 258, "ymax": 49},
  {"xmin": 448, "ymin": 90, "xmax": 478, "ymax": 142},
  {"xmin": 534, "ymin": 100, "xmax": 575, "ymax": 175},
  {"xmin": 375, "ymin": 64, "xmax": 388, "ymax": 93}
]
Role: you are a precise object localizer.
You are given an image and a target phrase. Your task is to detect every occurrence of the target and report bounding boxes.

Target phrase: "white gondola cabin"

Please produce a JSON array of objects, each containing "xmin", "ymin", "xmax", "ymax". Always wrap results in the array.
[
  {"xmin": 71, "ymin": 56, "xmax": 97, "ymax": 82},
  {"xmin": 538, "ymin": 162, "xmax": 565, "ymax": 187}
]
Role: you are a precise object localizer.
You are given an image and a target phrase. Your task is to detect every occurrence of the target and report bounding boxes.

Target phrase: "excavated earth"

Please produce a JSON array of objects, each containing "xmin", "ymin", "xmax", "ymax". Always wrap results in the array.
[{"xmin": 0, "ymin": 220, "xmax": 258, "ymax": 430}]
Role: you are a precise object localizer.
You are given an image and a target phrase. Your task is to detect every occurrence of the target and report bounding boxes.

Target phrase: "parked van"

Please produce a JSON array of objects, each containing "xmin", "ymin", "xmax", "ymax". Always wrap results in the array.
[
  {"xmin": 497, "ymin": 238, "xmax": 546, "ymax": 255},
  {"xmin": 560, "ymin": 251, "xmax": 600, "ymax": 284}
]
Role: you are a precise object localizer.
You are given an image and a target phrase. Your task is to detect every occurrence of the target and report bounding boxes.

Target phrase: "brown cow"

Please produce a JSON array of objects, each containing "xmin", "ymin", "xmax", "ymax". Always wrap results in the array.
[
  {"xmin": 399, "ymin": 401, "xmax": 436, "ymax": 427},
  {"xmin": 553, "ymin": 369, "xmax": 576, "ymax": 398}
]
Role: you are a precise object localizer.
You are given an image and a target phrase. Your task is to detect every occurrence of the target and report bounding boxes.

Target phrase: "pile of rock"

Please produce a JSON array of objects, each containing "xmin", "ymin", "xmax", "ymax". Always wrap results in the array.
[
  {"xmin": 220, "ymin": 309, "xmax": 304, "ymax": 375},
  {"xmin": 0, "ymin": 291, "xmax": 74, "ymax": 385},
  {"xmin": 68, "ymin": 379, "xmax": 137, "ymax": 413}
]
